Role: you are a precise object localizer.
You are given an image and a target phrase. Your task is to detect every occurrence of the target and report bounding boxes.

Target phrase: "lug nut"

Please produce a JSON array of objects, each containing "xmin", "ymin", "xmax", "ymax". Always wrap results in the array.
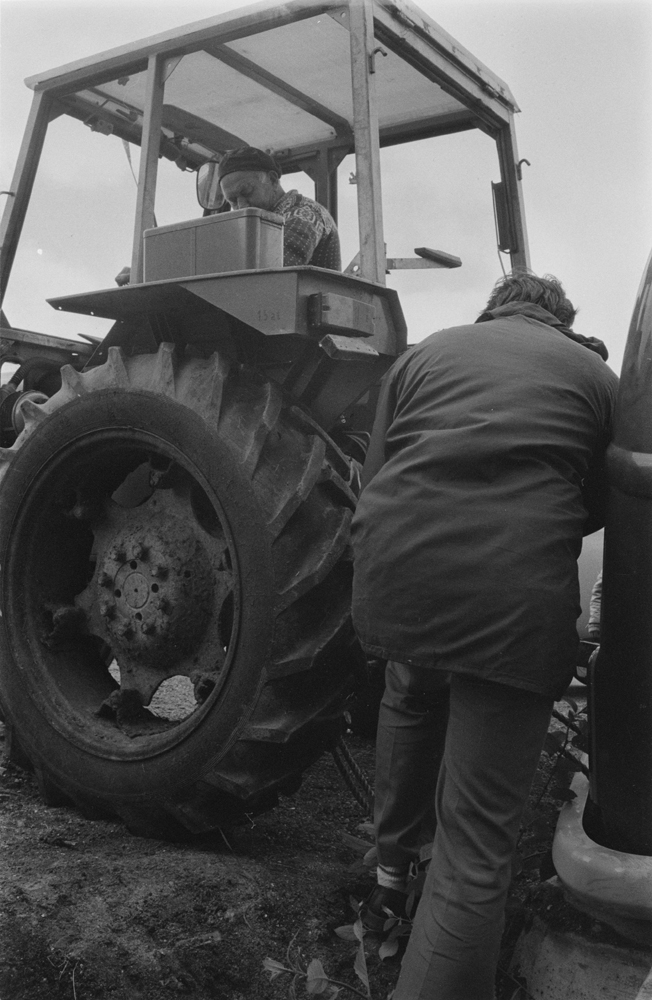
[{"xmin": 151, "ymin": 563, "xmax": 168, "ymax": 580}]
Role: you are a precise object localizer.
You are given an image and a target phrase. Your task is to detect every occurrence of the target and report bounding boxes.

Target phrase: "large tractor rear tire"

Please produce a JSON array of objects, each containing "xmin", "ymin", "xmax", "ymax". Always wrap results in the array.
[{"xmin": 0, "ymin": 344, "xmax": 362, "ymax": 837}]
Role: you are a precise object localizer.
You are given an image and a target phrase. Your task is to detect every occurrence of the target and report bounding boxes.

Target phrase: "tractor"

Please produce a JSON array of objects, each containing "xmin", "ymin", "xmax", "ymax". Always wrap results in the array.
[{"xmin": 0, "ymin": 0, "xmax": 530, "ymax": 837}]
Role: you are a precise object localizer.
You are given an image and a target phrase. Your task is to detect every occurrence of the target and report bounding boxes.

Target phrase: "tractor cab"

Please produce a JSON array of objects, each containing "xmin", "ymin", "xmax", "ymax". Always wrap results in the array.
[{"xmin": 0, "ymin": 0, "xmax": 529, "ymax": 437}]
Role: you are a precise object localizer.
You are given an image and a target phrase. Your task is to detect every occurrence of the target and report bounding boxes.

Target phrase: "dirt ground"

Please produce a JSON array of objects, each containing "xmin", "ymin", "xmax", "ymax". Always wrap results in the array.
[
  {"xmin": 0, "ymin": 704, "xmax": 582, "ymax": 1000},
  {"xmin": 2, "ymin": 724, "xmax": 396, "ymax": 1000}
]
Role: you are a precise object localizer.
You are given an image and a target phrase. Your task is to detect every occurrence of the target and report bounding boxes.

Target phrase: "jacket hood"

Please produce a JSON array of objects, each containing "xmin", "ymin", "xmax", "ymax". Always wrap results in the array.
[{"xmin": 476, "ymin": 301, "xmax": 609, "ymax": 361}]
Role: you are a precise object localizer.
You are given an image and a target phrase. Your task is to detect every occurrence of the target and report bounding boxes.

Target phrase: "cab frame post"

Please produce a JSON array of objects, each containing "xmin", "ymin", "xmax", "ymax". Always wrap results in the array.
[
  {"xmin": 496, "ymin": 117, "xmax": 530, "ymax": 271},
  {"xmin": 0, "ymin": 92, "xmax": 57, "ymax": 305},
  {"xmin": 348, "ymin": 0, "xmax": 386, "ymax": 285},
  {"xmin": 130, "ymin": 54, "xmax": 165, "ymax": 284}
]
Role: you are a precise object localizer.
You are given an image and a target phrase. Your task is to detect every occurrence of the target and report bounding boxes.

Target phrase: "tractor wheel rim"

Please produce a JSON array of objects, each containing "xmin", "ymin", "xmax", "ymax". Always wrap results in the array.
[{"xmin": 6, "ymin": 427, "xmax": 241, "ymax": 759}]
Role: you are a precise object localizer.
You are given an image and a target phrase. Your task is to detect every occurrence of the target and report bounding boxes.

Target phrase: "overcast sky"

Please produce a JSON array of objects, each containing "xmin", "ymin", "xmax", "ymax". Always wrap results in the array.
[{"xmin": 1, "ymin": 0, "xmax": 651, "ymax": 375}]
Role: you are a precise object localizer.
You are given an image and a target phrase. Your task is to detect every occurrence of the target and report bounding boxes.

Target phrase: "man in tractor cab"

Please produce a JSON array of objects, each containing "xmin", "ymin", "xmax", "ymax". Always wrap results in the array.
[
  {"xmin": 115, "ymin": 146, "xmax": 341, "ymax": 286},
  {"xmin": 216, "ymin": 146, "xmax": 341, "ymax": 270}
]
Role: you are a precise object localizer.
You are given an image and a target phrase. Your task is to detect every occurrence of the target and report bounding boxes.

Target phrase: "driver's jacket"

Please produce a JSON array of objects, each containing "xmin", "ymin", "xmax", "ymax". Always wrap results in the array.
[{"xmin": 273, "ymin": 190, "xmax": 341, "ymax": 270}]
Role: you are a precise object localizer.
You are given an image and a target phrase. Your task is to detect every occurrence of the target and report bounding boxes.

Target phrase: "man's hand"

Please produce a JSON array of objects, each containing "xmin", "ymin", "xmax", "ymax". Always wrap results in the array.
[{"xmin": 115, "ymin": 266, "xmax": 131, "ymax": 286}]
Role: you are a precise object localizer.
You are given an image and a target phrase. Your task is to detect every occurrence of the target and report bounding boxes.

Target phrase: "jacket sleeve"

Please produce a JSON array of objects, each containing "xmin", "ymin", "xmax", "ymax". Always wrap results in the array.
[
  {"xmin": 282, "ymin": 205, "xmax": 325, "ymax": 265},
  {"xmin": 360, "ymin": 368, "xmax": 400, "ymax": 489},
  {"xmin": 582, "ymin": 371, "xmax": 619, "ymax": 536},
  {"xmin": 581, "ymin": 446, "xmax": 610, "ymax": 536}
]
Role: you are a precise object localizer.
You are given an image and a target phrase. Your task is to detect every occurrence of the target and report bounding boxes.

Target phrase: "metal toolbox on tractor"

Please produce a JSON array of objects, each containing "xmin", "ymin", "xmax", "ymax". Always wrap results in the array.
[{"xmin": 143, "ymin": 207, "xmax": 284, "ymax": 281}]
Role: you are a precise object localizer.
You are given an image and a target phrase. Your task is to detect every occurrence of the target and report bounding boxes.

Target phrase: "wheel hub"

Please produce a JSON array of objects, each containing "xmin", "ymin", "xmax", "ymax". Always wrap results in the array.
[
  {"xmin": 76, "ymin": 485, "xmax": 233, "ymax": 704},
  {"xmin": 98, "ymin": 518, "xmax": 214, "ymax": 668},
  {"xmin": 121, "ymin": 571, "xmax": 150, "ymax": 609}
]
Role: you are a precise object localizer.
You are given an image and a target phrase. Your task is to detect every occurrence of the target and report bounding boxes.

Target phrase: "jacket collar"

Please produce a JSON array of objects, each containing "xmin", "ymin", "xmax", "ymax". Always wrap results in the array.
[{"xmin": 475, "ymin": 301, "xmax": 609, "ymax": 361}]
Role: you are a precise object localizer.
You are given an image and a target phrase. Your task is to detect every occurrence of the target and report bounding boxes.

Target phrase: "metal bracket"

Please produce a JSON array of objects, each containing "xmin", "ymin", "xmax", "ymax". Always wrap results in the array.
[
  {"xmin": 369, "ymin": 46, "xmax": 388, "ymax": 73},
  {"xmin": 517, "ymin": 158, "xmax": 531, "ymax": 181},
  {"xmin": 348, "ymin": 247, "xmax": 461, "ymax": 274},
  {"xmin": 319, "ymin": 334, "xmax": 380, "ymax": 360},
  {"xmin": 308, "ymin": 292, "xmax": 375, "ymax": 337}
]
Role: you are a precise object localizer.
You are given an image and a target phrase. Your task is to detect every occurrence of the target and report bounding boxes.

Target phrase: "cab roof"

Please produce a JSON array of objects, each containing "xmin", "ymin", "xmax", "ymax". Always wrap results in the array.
[{"xmin": 25, "ymin": 0, "xmax": 519, "ymax": 170}]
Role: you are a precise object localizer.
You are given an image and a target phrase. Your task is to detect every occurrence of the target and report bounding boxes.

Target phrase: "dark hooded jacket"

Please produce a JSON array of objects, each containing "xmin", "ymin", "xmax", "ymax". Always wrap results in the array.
[{"xmin": 351, "ymin": 302, "xmax": 619, "ymax": 699}]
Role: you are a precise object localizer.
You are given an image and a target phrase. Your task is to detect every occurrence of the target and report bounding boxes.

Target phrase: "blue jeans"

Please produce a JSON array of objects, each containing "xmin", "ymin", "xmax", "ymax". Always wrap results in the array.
[{"xmin": 376, "ymin": 664, "xmax": 553, "ymax": 1000}]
